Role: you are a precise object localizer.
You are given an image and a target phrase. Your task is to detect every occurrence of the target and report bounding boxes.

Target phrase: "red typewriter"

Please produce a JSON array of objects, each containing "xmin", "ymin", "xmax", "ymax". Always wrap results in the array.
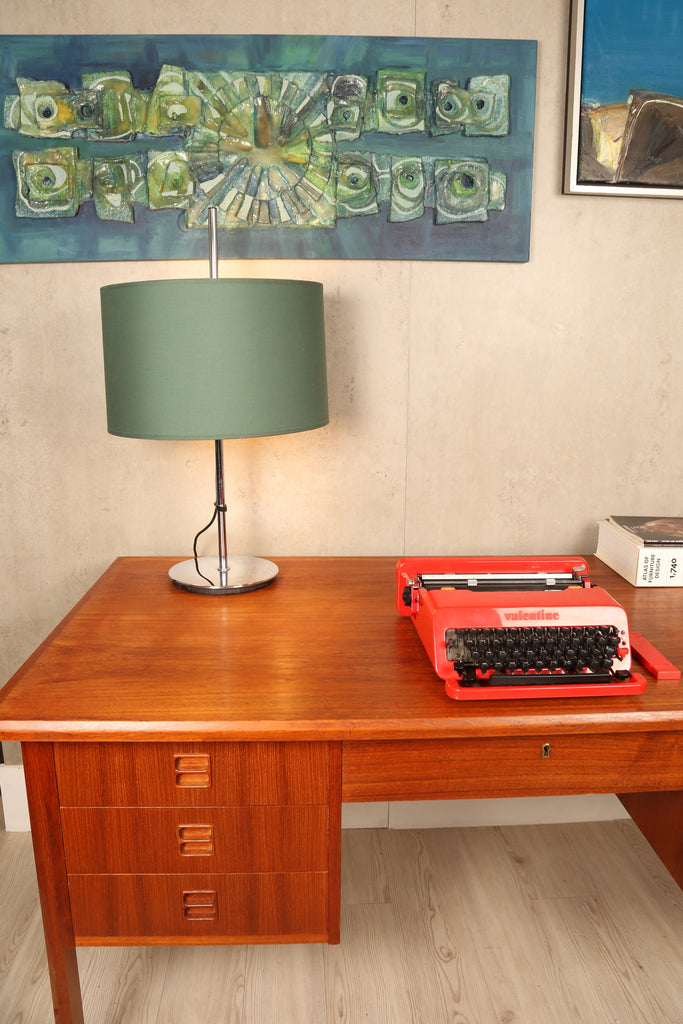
[{"xmin": 396, "ymin": 556, "xmax": 647, "ymax": 700}]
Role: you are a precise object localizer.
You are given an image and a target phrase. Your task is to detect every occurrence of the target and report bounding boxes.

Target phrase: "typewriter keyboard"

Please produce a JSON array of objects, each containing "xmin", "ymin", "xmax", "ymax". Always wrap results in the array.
[{"xmin": 445, "ymin": 625, "xmax": 628, "ymax": 685}]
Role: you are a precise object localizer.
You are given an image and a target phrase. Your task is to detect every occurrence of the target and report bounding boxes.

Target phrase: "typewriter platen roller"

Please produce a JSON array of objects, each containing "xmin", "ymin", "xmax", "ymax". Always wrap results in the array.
[{"xmin": 396, "ymin": 556, "xmax": 647, "ymax": 700}]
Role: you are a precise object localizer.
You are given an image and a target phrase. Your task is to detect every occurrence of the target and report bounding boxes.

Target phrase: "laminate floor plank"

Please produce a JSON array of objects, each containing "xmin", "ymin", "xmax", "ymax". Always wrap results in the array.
[
  {"xmin": 243, "ymin": 943, "xmax": 327, "ymax": 1023},
  {"xmin": 377, "ymin": 829, "xmax": 499, "ymax": 1023},
  {"xmin": 340, "ymin": 827, "xmax": 392, "ymax": 905},
  {"xmin": 467, "ymin": 822, "xmax": 683, "ymax": 1024},
  {"xmin": 157, "ymin": 945, "xmax": 248, "ymax": 1024},
  {"xmin": 77, "ymin": 946, "xmax": 171, "ymax": 1024},
  {"xmin": 559, "ymin": 822, "xmax": 683, "ymax": 989},
  {"xmin": 427, "ymin": 826, "xmax": 581, "ymax": 1024},
  {"xmin": 0, "ymin": 830, "xmax": 58, "ymax": 1024},
  {"xmin": 529, "ymin": 893, "xmax": 682, "ymax": 1024},
  {"xmin": 2, "ymin": 822, "xmax": 682, "ymax": 1024},
  {"xmin": 566, "ymin": 820, "xmax": 683, "ymax": 934},
  {"xmin": 495, "ymin": 822, "xmax": 602, "ymax": 900},
  {"xmin": 325, "ymin": 902, "xmax": 416, "ymax": 1022}
]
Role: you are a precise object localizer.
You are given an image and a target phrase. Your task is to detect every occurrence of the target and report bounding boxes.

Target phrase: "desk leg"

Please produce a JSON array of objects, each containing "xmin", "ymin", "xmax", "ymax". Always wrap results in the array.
[
  {"xmin": 617, "ymin": 790, "xmax": 683, "ymax": 890},
  {"xmin": 327, "ymin": 741, "xmax": 342, "ymax": 945},
  {"xmin": 22, "ymin": 742, "xmax": 85, "ymax": 1024}
]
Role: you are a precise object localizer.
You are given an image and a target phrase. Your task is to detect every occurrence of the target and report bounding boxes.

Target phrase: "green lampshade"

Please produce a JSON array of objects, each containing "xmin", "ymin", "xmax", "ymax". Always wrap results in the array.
[{"xmin": 101, "ymin": 278, "xmax": 328, "ymax": 440}]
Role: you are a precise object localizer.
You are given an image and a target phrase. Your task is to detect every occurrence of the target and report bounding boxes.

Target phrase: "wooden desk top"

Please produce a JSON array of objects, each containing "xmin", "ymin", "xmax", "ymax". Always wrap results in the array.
[{"xmin": 1, "ymin": 556, "xmax": 681, "ymax": 743}]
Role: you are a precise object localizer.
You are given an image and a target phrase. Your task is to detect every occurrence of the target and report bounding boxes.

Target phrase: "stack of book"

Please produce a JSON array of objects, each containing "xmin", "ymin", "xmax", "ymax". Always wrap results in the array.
[{"xmin": 595, "ymin": 516, "xmax": 683, "ymax": 587}]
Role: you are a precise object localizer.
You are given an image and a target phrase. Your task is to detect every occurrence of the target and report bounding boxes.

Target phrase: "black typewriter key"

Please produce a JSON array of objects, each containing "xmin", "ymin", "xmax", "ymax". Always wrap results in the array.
[{"xmin": 447, "ymin": 622, "xmax": 624, "ymax": 686}]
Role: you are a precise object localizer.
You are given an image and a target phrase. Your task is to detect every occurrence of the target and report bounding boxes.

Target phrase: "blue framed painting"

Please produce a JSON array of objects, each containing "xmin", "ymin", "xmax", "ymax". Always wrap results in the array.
[
  {"xmin": 0, "ymin": 35, "xmax": 537, "ymax": 263},
  {"xmin": 565, "ymin": 0, "xmax": 683, "ymax": 197}
]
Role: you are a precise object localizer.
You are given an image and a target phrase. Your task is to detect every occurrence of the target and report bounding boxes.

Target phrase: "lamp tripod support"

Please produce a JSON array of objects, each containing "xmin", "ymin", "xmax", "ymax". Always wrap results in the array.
[{"xmin": 168, "ymin": 207, "xmax": 279, "ymax": 594}]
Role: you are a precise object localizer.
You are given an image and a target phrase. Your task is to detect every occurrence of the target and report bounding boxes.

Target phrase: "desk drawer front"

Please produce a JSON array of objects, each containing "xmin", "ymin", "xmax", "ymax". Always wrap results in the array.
[
  {"xmin": 68, "ymin": 871, "xmax": 328, "ymax": 943},
  {"xmin": 61, "ymin": 805, "xmax": 328, "ymax": 874},
  {"xmin": 55, "ymin": 741, "xmax": 330, "ymax": 806},
  {"xmin": 342, "ymin": 732, "xmax": 683, "ymax": 801}
]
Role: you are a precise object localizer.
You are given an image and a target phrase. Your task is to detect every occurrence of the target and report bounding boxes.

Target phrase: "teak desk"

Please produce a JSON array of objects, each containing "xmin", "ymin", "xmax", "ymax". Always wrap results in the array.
[{"xmin": 1, "ymin": 556, "xmax": 682, "ymax": 1024}]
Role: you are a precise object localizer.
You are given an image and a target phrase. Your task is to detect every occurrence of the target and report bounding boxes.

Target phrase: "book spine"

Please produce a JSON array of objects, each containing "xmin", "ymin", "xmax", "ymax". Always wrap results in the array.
[
  {"xmin": 636, "ymin": 548, "xmax": 681, "ymax": 587},
  {"xmin": 596, "ymin": 523, "xmax": 682, "ymax": 587}
]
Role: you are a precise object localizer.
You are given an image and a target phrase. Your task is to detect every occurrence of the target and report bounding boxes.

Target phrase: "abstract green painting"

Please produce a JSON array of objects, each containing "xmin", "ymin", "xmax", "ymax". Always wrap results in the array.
[{"xmin": 0, "ymin": 35, "xmax": 537, "ymax": 262}]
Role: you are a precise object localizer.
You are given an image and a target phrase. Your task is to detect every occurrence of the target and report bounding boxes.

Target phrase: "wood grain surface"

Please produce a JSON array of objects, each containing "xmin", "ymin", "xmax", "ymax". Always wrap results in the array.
[{"xmin": 0, "ymin": 556, "xmax": 681, "ymax": 742}]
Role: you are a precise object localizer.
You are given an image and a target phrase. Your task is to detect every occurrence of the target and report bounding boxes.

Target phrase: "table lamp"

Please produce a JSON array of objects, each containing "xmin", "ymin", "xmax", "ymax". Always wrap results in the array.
[{"xmin": 100, "ymin": 209, "xmax": 328, "ymax": 594}]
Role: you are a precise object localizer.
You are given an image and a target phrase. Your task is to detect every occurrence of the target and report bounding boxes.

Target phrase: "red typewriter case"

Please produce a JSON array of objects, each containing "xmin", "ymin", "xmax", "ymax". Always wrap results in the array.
[{"xmin": 396, "ymin": 556, "xmax": 647, "ymax": 700}]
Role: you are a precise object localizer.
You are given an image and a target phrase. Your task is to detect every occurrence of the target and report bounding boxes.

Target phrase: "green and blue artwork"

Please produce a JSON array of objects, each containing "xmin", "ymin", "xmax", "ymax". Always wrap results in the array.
[{"xmin": 0, "ymin": 36, "xmax": 537, "ymax": 262}]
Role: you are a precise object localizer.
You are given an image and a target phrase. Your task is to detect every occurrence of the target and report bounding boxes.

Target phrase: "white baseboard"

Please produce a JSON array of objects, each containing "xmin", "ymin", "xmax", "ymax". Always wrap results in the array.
[
  {"xmin": 0, "ymin": 765, "xmax": 30, "ymax": 831},
  {"xmin": 1, "ymin": 767, "xmax": 629, "ymax": 834},
  {"xmin": 342, "ymin": 802, "xmax": 390, "ymax": 828},
  {"xmin": 343, "ymin": 794, "xmax": 630, "ymax": 829}
]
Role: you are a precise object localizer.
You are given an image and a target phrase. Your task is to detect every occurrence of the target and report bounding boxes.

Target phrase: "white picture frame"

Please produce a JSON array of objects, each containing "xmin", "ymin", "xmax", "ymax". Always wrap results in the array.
[{"xmin": 564, "ymin": 0, "xmax": 683, "ymax": 198}]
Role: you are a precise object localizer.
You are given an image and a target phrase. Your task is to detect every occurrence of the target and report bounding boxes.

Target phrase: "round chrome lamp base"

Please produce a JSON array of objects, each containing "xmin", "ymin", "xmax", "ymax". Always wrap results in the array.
[{"xmin": 169, "ymin": 555, "xmax": 279, "ymax": 595}]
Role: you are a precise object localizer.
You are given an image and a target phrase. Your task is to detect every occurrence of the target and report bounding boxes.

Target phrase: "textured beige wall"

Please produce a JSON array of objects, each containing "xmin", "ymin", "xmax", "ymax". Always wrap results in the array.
[{"xmin": 1, "ymin": 0, "xmax": 682, "ymax": 700}]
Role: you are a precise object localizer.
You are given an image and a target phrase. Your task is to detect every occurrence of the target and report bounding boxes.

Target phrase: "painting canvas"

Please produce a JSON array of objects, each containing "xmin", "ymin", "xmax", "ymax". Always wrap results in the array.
[
  {"xmin": 564, "ymin": 0, "xmax": 683, "ymax": 197},
  {"xmin": 0, "ymin": 34, "xmax": 537, "ymax": 263}
]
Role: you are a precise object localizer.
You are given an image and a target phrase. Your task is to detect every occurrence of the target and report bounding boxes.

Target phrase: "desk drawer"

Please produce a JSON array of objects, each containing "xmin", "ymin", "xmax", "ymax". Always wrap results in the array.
[
  {"xmin": 61, "ymin": 805, "xmax": 328, "ymax": 874},
  {"xmin": 55, "ymin": 741, "xmax": 330, "ymax": 806},
  {"xmin": 342, "ymin": 732, "xmax": 683, "ymax": 801},
  {"xmin": 68, "ymin": 871, "xmax": 328, "ymax": 944}
]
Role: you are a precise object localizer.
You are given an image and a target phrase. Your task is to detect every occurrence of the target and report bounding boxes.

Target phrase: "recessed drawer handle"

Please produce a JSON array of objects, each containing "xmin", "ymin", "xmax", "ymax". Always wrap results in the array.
[
  {"xmin": 178, "ymin": 824, "xmax": 215, "ymax": 856},
  {"xmin": 174, "ymin": 754, "xmax": 211, "ymax": 788},
  {"xmin": 183, "ymin": 890, "xmax": 218, "ymax": 921}
]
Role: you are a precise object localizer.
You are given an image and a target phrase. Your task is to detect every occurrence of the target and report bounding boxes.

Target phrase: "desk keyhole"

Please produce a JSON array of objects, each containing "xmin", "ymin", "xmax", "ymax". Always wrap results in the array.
[{"xmin": 541, "ymin": 742, "xmax": 552, "ymax": 759}]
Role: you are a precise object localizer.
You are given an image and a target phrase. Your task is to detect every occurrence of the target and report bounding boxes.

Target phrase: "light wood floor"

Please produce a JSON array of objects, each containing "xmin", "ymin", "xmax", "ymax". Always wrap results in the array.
[{"xmin": 1, "ymin": 821, "xmax": 682, "ymax": 1023}]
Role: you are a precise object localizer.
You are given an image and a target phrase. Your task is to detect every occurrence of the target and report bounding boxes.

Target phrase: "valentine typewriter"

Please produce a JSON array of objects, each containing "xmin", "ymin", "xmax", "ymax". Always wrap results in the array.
[{"xmin": 396, "ymin": 556, "xmax": 647, "ymax": 700}]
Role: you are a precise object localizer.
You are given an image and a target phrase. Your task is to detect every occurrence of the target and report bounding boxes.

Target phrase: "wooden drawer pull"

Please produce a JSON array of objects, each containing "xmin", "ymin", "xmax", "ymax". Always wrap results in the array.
[
  {"xmin": 177, "ymin": 824, "xmax": 215, "ymax": 856},
  {"xmin": 182, "ymin": 890, "xmax": 218, "ymax": 921},
  {"xmin": 174, "ymin": 754, "xmax": 211, "ymax": 788}
]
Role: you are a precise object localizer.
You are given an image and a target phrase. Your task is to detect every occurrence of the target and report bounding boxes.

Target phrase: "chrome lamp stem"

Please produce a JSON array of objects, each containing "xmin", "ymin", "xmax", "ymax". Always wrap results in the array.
[{"xmin": 167, "ymin": 206, "xmax": 278, "ymax": 594}]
